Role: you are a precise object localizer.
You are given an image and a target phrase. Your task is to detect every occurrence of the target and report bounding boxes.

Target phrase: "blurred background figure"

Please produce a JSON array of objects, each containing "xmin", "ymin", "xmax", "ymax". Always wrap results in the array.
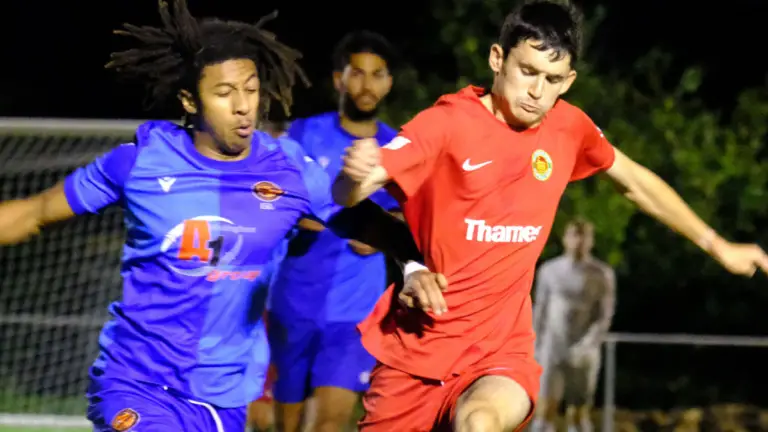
[{"xmin": 532, "ymin": 218, "xmax": 616, "ymax": 432}]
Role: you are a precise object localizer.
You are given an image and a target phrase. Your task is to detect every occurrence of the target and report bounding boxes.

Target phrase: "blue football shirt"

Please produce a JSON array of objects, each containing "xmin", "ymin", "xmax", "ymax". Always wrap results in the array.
[
  {"xmin": 63, "ymin": 120, "xmax": 333, "ymax": 408},
  {"xmin": 268, "ymin": 112, "xmax": 399, "ymax": 323}
]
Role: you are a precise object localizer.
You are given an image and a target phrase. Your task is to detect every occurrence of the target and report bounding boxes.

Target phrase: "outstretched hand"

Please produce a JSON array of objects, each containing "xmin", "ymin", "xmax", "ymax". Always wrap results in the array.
[
  {"xmin": 398, "ymin": 270, "xmax": 449, "ymax": 316},
  {"xmin": 711, "ymin": 239, "xmax": 768, "ymax": 277}
]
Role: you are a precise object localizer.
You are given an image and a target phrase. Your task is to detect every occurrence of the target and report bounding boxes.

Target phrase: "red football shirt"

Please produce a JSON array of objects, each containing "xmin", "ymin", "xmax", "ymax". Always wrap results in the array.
[{"xmin": 358, "ymin": 86, "xmax": 616, "ymax": 381}]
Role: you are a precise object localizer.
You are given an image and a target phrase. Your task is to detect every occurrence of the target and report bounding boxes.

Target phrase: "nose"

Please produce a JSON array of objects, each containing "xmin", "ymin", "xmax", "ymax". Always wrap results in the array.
[
  {"xmin": 232, "ymin": 90, "xmax": 252, "ymax": 115},
  {"xmin": 528, "ymin": 76, "xmax": 544, "ymax": 100}
]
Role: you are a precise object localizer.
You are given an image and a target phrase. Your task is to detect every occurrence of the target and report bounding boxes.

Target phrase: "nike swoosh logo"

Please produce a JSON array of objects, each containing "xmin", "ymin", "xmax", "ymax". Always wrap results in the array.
[{"xmin": 462, "ymin": 159, "xmax": 493, "ymax": 171}]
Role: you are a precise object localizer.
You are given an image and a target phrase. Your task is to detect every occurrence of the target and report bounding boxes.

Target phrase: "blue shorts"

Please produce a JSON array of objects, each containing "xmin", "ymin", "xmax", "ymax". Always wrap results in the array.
[
  {"xmin": 267, "ymin": 313, "xmax": 375, "ymax": 403},
  {"xmin": 86, "ymin": 378, "xmax": 246, "ymax": 432}
]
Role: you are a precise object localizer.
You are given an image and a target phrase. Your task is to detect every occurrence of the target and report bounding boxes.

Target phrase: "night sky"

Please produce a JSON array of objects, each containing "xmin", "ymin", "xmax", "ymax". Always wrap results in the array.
[{"xmin": 3, "ymin": 0, "xmax": 767, "ymax": 121}]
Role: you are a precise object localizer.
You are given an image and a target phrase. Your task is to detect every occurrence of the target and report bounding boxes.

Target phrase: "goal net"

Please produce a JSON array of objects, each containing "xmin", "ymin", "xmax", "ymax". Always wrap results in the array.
[{"xmin": 0, "ymin": 118, "xmax": 141, "ymax": 429}]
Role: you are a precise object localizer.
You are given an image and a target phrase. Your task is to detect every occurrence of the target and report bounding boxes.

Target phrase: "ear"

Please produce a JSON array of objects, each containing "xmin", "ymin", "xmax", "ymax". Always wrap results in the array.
[
  {"xmin": 489, "ymin": 43, "xmax": 505, "ymax": 75},
  {"xmin": 381, "ymin": 72, "xmax": 393, "ymax": 97},
  {"xmin": 178, "ymin": 89, "xmax": 197, "ymax": 115},
  {"xmin": 333, "ymin": 70, "xmax": 344, "ymax": 93},
  {"xmin": 558, "ymin": 70, "xmax": 578, "ymax": 96}
]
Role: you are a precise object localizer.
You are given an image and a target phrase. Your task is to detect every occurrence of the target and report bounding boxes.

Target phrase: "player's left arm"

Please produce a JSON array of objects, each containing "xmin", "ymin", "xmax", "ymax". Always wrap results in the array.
[
  {"xmin": 347, "ymin": 191, "xmax": 402, "ymax": 256},
  {"xmin": 576, "ymin": 267, "xmax": 616, "ymax": 348},
  {"xmin": 606, "ymin": 149, "xmax": 768, "ymax": 276},
  {"xmin": 572, "ymin": 113, "xmax": 768, "ymax": 277}
]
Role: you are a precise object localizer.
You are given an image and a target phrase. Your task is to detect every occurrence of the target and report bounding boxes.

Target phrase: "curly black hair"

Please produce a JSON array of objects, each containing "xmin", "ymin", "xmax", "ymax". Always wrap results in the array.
[{"xmin": 106, "ymin": 0, "xmax": 309, "ymax": 116}]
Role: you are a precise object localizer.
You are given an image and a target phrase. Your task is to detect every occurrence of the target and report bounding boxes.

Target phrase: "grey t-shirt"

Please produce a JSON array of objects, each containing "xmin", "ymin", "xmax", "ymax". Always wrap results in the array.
[{"xmin": 533, "ymin": 255, "xmax": 616, "ymax": 361}]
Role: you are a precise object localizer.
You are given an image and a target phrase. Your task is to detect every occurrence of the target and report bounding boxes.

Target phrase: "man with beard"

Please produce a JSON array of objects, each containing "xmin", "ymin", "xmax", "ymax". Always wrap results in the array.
[{"xmin": 266, "ymin": 31, "xmax": 400, "ymax": 432}]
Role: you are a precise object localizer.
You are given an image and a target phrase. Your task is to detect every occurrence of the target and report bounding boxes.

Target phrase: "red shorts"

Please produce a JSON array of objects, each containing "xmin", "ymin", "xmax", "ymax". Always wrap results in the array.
[
  {"xmin": 359, "ymin": 359, "xmax": 539, "ymax": 431},
  {"xmin": 255, "ymin": 365, "xmax": 277, "ymax": 403}
]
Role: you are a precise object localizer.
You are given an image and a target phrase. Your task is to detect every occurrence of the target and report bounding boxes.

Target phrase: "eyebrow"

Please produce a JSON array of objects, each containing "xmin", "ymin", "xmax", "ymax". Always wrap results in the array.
[
  {"xmin": 518, "ymin": 61, "xmax": 566, "ymax": 79},
  {"xmin": 213, "ymin": 74, "xmax": 259, "ymax": 88}
]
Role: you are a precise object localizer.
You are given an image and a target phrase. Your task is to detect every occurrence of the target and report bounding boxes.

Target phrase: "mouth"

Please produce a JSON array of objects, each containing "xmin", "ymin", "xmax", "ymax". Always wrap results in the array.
[
  {"xmin": 235, "ymin": 123, "xmax": 254, "ymax": 138},
  {"xmin": 519, "ymin": 102, "xmax": 539, "ymax": 114},
  {"xmin": 358, "ymin": 95, "xmax": 379, "ymax": 105}
]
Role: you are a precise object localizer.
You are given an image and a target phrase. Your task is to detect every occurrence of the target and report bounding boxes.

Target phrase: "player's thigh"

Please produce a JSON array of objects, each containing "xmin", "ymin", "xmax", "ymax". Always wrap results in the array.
[
  {"xmin": 267, "ymin": 313, "xmax": 318, "ymax": 404},
  {"xmin": 454, "ymin": 375, "xmax": 532, "ymax": 431},
  {"xmin": 314, "ymin": 321, "xmax": 377, "ymax": 394},
  {"xmin": 359, "ymin": 362, "xmax": 444, "ymax": 432},
  {"xmin": 538, "ymin": 362, "xmax": 566, "ymax": 416},
  {"xmin": 87, "ymin": 383, "xmax": 183, "ymax": 431},
  {"xmin": 312, "ymin": 386, "xmax": 360, "ymax": 428},
  {"xmin": 564, "ymin": 352, "xmax": 601, "ymax": 407}
]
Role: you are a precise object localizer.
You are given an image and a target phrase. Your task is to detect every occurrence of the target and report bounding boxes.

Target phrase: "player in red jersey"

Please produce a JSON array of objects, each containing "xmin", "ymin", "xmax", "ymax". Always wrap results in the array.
[{"xmin": 333, "ymin": 1, "xmax": 768, "ymax": 431}]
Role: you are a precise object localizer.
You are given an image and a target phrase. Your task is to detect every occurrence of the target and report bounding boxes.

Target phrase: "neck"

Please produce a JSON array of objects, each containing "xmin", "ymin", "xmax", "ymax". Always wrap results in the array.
[
  {"xmin": 482, "ymin": 90, "xmax": 541, "ymax": 130},
  {"xmin": 566, "ymin": 251, "xmax": 591, "ymax": 263},
  {"xmin": 339, "ymin": 112, "xmax": 378, "ymax": 138},
  {"xmin": 193, "ymin": 130, "xmax": 250, "ymax": 162}
]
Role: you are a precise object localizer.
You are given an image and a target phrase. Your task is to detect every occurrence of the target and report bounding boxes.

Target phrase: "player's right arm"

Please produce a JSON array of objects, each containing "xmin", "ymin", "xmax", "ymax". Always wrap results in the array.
[
  {"xmin": 0, "ymin": 183, "xmax": 74, "ymax": 244},
  {"xmin": 531, "ymin": 267, "xmax": 551, "ymax": 338},
  {"xmin": 333, "ymin": 106, "xmax": 450, "ymax": 207},
  {"xmin": 0, "ymin": 143, "xmax": 135, "ymax": 245}
]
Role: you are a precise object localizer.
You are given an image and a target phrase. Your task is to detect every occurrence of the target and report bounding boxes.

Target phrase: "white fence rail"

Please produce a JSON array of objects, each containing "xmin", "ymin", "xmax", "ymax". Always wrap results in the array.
[{"xmin": 601, "ymin": 332, "xmax": 768, "ymax": 432}]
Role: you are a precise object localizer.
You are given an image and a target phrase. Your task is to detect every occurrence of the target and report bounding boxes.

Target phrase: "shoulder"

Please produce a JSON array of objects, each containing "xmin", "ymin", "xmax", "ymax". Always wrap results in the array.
[
  {"xmin": 134, "ymin": 120, "xmax": 187, "ymax": 150},
  {"xmin": 586, "ymin": 258, "xmax": 615, "ymax": 279},
  {"xmin": 538, "ymin": 256, "xmax": 564, "ymax": 274},
  {"xmin": 262, "ymin": 132, "xmax": 324, "ymax": 179},
  {"xmin": 547, "ymin": 100, "xmax": 600, "ymax": 137},
  {"xmin": 287, "ymin": 112, "xmax": 337, "ymax": 141},
  {"xmin": 399, "ymin": 102, "xmax": 457, "ymax": 140}
]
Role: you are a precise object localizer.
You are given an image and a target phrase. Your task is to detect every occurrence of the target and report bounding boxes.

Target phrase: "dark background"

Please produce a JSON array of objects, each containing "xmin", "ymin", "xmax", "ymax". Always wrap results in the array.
[{"xmin": 3, "ymin": 0, "xmax": 767, "ymax": 120}]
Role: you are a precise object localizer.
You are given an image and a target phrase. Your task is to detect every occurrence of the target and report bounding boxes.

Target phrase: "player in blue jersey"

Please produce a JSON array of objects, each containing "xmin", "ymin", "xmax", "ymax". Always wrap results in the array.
[
  {"xmin": 267, "ymin": 31, "xmax": 400, "ymax": 432},
  {"xmin": 0, "ymin": 2, "xmax": 330, "ymax": 431}
]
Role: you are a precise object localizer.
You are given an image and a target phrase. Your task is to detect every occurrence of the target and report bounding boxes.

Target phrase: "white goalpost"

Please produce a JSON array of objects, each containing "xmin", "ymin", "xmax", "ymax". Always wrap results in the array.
[{"xmin": 0, "ymin": 118, "xmax": 143, "ymax": 430}]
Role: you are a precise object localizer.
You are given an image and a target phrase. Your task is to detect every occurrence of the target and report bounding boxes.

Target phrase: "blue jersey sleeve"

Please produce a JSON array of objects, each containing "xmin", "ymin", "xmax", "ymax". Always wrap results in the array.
[
  {"xmin": 285, "ymin": 118, "xmax": 306, "ymax": 144},
  {"xmin": 298, "ymin": 154, "xmax": 335, "ymax": 223},
  {"xmin": 276, "ymin": 136, "xmax": 335, "ymax": 224},
  {"xmin": 63, "ymin": 143, "xmax": 137, "ymax": 215}
]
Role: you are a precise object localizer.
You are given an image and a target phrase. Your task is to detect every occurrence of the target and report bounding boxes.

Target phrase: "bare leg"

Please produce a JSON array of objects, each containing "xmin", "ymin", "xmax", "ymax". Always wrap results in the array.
[
  {"xmin": 312, "ymin": 386, "xmax": 359, "ymax": 432},
  {"xmin": 454, "ymin": 375, "xmax": 532, "ymax": 432}
]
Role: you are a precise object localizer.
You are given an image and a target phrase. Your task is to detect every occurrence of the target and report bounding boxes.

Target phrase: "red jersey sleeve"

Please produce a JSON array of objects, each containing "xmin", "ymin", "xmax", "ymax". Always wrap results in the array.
[
  {"xmin": 380, "ymin": 105, "xmax": 449, "ymax": 199},
  {"xmin": 570, "ymin": 113, "xmax": 616, "ymax": 182}
]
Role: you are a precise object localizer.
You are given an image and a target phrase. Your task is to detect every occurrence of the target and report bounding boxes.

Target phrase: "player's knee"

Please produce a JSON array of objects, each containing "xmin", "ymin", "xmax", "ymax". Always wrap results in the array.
[
  {"xmin": 314, "ymin": 407, "xmax": 351, "ymax": 432},
  {"xmin": 455, "ymin": 404, "xmax": 501, "ymax": 432},
  {"xmin": 457, "ymin": 375, "xmax": 531, "ymax": 430}
]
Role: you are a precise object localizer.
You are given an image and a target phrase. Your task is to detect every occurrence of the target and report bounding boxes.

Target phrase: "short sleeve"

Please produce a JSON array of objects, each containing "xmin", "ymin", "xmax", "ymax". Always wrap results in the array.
[
  {"xmin": 277, "ymin": 136, "xmax": 336, "ymax": 224},
  {"xmin": 380, "ymin": 106, "xmax": 449, "ymax": 199},
  {"xmin": 299, "ymin": 154, "xmax": 336, "ymax": 223},
  {"xmin": 63, "ymin": 143, "xmax": 137, "ymax": 214},
  {"xmin": 570, "ymin": 114, "xmax": 616, "ymax": 182}
]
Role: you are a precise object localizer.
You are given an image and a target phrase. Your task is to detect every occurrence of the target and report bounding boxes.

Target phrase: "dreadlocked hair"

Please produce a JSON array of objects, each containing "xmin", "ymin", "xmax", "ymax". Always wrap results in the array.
[{"xmin": 105, "ymin": 0, "xmax": 309, "ymax": 117}]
